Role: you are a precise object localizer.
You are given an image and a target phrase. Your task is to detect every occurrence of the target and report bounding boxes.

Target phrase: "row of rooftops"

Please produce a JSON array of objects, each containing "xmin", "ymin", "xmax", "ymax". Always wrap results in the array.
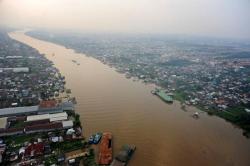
[
  {"xmin": 0, "ymin": 30, "xmax": 66, "ymax": 109},
  {"xmin": 0, "ymin": 67, "xmax": 29, "ymax": 73},
  {"xmin": 26, "ymin": 112, "xmax": 68, "ymax": 122},
  {"xmin": 0, "ymin": 100, "xmax": 74, "ymax": 117},
  {"xmin": 0, "ymin": 111, "xmax": 74, "ymax": 136}
]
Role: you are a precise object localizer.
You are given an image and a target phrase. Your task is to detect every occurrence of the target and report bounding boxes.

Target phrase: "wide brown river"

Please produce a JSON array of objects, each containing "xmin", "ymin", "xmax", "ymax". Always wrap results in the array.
[{"xmin": 9, "ymin": 31, "xmax": 250, "ymax": 166}]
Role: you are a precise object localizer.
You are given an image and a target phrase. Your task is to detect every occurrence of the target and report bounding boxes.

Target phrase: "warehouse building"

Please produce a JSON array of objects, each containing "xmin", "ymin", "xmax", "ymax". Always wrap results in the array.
[
  {"xmin": 0, "ymin": 67, "xmax": 29, "ymax": 73},
  {"xmin": 0, "ymin": 101, "xmax": 71, "ymax": 117},
  {"xmin": 26, "ymin": 112, "xmax": 68, "ymax": 122},
  {"xmin": 0, "ymin": 106, "xmax": 39, "ymax": 117}
]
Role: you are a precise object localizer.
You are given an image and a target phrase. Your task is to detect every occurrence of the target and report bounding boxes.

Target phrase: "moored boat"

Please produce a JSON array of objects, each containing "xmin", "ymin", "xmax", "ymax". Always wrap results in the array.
[
  {"xmin": 93, "ymin": 132, "xmax": 102, "ymax": 144},
  {"xmin": 154, "ymin": 89, "xmax": 173, "ymax": 103},
  {"xmin": 88, "ymin": 135, "xmax": 94, "ymax": 144},
  {"xmin": 98, "ymin": 132, "xmax": 112, "ymax": 165},
  {"xmin": 110, "ymin": 145, "xmax": 136, "ymax": 166}
]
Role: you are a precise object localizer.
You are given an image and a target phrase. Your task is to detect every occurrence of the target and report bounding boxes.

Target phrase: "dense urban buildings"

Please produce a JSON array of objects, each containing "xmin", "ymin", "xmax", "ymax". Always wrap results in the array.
[
  {"xmin": 0, "ymin": 30, "xmax": 65, "ymax": 108},
  {"xmin": 0, "ymin": 29, "xmax": 96, "ymax": 165}
]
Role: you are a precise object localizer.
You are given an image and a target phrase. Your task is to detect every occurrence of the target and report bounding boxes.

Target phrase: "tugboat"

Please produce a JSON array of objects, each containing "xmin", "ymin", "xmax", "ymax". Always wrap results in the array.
[{"xmin": 110, "ymin": 145, "xmax": 136, "ymax": 166}]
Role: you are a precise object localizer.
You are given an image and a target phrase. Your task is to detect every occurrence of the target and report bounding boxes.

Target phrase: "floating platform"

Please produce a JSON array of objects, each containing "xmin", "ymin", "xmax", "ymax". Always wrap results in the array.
[{"xmin": 155, "ymin": 89, "xmax": 173, "ymax": 103}]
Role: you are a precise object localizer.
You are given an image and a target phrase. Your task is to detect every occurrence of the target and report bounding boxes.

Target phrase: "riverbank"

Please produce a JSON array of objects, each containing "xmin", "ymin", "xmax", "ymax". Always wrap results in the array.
[
  {"xmin": 172, "ymin": 90, "xmax": 250, "ymax": 138},
  {"xmin": 0, "ymin": 29, "xmax": 96, "ymax": 165}
]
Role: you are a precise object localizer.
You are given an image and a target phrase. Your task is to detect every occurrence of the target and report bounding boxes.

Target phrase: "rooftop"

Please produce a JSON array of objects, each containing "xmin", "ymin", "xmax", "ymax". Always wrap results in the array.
[
  {"xmin": 27, "ymin": 112, "xmax": 68, "ymax": 122},
  {"xmin": 39, "ymin": 100, "xmax": 57, "ymax": 108},
  {"xmin": 0, "ymin": 117, "xmax": 8, "ymax": 129},
  {"xmin": 0, "ymin": 106, "xmax": 39, "ymax": 116}
]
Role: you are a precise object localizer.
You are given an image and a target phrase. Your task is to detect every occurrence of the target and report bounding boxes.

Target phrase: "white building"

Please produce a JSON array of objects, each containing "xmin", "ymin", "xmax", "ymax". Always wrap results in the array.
[
  {"xmin": 26, "ymin": 112, "xmax": 68, "ymax": 122},
  {"xmin": 0, "ymin": 67, "xmax": 29, "ymax": 73},
  {"xmin": 62, "ymin": 121, "xmax": 74, "ymax": 129}
]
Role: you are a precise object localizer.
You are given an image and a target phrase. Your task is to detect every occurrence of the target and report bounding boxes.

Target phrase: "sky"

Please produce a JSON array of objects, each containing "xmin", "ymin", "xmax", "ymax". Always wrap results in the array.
[{"xmin": 0, "ymin": 0, "xmax": 249, "ymax": 39}]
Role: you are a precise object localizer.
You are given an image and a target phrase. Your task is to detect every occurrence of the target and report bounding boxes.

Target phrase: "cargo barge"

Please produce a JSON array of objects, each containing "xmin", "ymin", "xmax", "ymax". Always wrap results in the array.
[
  {"xmin": 110, "ymin": 145, "xmax": 136, "ymax": 166},
  {"xmin": 98, "ymin": 132, "xmax": 113, "ymax": 165},
  {"xmin": 152, "ymin": 89, "xmax": 173, "ymax": 103}
]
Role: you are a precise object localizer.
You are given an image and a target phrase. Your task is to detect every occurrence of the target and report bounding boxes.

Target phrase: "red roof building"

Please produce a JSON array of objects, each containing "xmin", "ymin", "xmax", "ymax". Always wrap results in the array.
[
  {"xmin": 39, "ymin": 100, "xmax": 57, "ymax": 108},
  {"xmin": 24, "ymin": 143, "xmax": 44, "ymax": 157}
]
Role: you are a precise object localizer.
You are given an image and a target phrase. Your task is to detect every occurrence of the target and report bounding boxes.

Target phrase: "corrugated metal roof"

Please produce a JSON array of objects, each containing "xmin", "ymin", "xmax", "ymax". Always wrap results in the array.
[
  {"xmin": 62, "ymin": 120, "xmax": 73, "ymax": 128},
  {"xmin": 0, "ymin": 106, "xmax": 39, "ymax": 116},
  {"xmin": 27, "ymin": 114, "xmax": 50, "ymax": 122},
  {"xmin": 50, "ymin": 116, "xmax": 67, "ymax": 122},
  {"xmin": 38, "ymin": 107, "xmax": 63, "ymax": 114},
  {"xmin": 27, "ymin": 112, "xmax": 68, "ymax": 122}
]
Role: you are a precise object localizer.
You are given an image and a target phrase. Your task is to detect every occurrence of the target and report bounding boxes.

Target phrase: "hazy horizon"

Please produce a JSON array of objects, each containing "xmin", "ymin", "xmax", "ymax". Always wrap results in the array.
[{"xmin": 0, "ymin": 0, "xmax": 250, "ymax": 39}]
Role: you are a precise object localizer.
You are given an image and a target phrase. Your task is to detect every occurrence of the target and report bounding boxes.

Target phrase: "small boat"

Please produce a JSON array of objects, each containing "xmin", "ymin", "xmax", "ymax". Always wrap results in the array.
[
  {"xmin": 66, "ymin": 89, "xmax": 71, "ymax": 94},
  {"xmin": 193, "ymin": 112, "xmax": 199, "ymax": 119},
  {"xmin": 181, "ymin": 103, "xmax": 186, "ymax": 111},
  {"xmin": 151, "ymin": 90, "xmax": 156, "ymax": 95},
  {"xmin": 88, "ymin": 135, "xmax": 94, "ymax": 144},
  {"xmin": 93, "ymin": 133, "xmax": 102, "ymax": 144},
  {"xmin": 110, "ymin": 145, "xmax": 136, "ymax": 166},
  {"xmin": 125, "ymin": 74, "xmax": 131, "ymax": 79}
]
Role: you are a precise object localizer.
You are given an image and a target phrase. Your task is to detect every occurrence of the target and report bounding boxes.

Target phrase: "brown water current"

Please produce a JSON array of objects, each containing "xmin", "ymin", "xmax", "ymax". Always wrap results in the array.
[{"xmin": 9, "ymin": 31, "xmax": 250, "ymax": 166}]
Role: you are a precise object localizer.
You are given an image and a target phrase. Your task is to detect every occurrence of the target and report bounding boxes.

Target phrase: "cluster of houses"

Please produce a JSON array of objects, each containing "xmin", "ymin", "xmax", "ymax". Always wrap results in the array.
[
  {"xmin": 99, "ymin": 50, "xmax": 250, "ymax": 112},
  {"xmin": 0, "ymin": 99, "xmax": 85, "ymax": 165},
  {"xmin": 0, "ymin": 30, "xmax": 91, "ymax": 165},
  {"xmin": 166, "ymin": 59, "xmax": 250, "ymax": 111},
  {"xmin": 0, "ymin": 30, "xmax": 66, "ymax": 109}
]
